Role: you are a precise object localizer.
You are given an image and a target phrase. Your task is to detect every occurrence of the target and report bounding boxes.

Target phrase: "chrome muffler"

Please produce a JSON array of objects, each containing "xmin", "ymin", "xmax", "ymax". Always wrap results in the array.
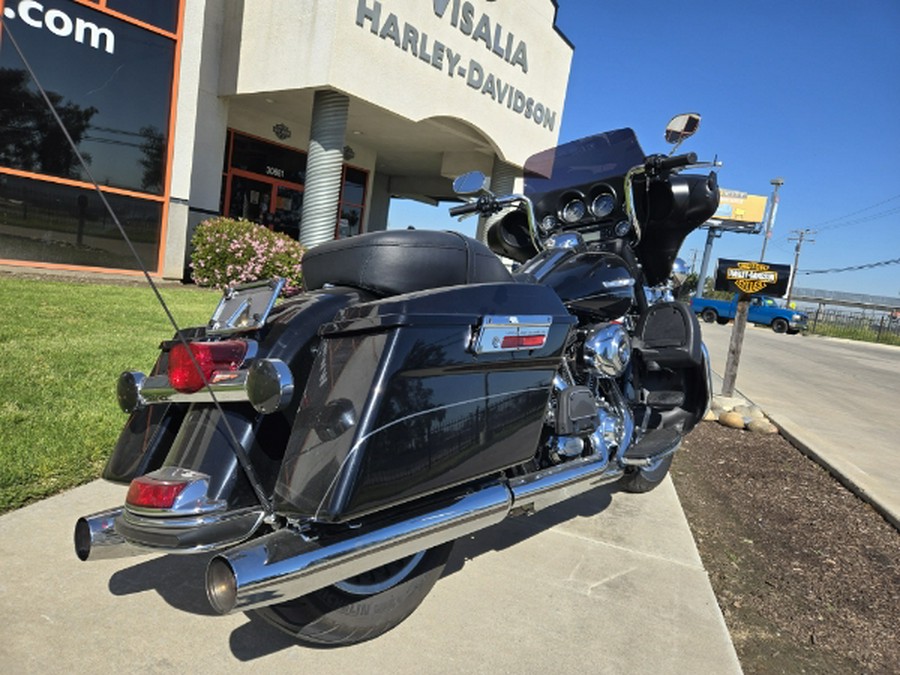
[
  {"xmin": 74, "ymin": 507, "xmax": 146, "ymax": 561},
  {"xmin": 207, "ymin": 453, "xmax": 623, "ymax": 614}
]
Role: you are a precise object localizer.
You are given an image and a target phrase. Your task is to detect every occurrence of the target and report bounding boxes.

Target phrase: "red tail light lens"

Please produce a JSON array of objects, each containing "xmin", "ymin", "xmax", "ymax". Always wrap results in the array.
[
  {"xmin": 126, "ymin": 475, "xmax": 189, "ymax": 509},
  {"xmin": 500, "ymin": 333, "xmax": 547, "ymax": 350},
  {"xmin": 167, "ymin": 340, "xmax": 248, "ymax": 393}
]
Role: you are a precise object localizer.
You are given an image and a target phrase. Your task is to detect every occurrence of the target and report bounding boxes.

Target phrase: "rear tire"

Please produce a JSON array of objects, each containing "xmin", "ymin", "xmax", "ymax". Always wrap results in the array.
[
  {"xmin": 619, "ymin": 454, "xmax": 673, "ymax": 493},
  {"xmin": 253, "ymin": 542, "xmax": 454, "ymax": 646},
  {"xmin": 700, "ymin": 308, "xmax": 718, "ymax": 324}
]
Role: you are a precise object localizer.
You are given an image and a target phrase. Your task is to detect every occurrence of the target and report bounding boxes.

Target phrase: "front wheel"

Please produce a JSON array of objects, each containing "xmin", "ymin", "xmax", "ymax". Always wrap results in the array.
[
  {"xmin": 771, "ymin": 318, "xmax": 789, "ymax": 334},
  {"xmin": 619, "ymin": 454, "xmax": 673, "ymax": 493},
  {"xmin": 253, "ymin": 542, "xmax": 454, "ymax": 646}
]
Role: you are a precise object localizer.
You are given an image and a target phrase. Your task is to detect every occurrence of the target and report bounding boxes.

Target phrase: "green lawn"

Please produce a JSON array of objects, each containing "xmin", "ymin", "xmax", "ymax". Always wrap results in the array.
[{"xmin": 0, "ymin": 277, "xmax": 218, "ymax": 513}]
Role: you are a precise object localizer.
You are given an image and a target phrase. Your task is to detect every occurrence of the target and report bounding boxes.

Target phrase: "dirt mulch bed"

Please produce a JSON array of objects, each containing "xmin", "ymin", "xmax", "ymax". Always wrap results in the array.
[{"xmin": 671, "ymin": 422, "xmax": 900, "ymax": 674}]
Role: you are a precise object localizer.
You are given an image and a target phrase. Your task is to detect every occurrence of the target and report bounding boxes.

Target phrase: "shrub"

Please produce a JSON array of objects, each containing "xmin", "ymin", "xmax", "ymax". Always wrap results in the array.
[{"xmin": 190, "ymin": 217, "xmax": 304, "ymax": 293}]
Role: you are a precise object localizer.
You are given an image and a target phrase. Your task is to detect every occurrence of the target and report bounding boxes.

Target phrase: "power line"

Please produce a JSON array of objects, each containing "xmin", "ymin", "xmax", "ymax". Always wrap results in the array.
[
  {"xmin": 799, "ymin": 257, "xmax": 900, "ymax": 275},
  {"xmin": 809, "ymin": 192, "xmax": 900, "ymax": 231}
]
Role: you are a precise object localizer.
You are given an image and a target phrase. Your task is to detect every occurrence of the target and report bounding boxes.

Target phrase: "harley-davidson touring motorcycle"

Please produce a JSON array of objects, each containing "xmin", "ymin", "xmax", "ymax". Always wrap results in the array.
[{"xmin": 74, "ymin": 114, "xmax": 719, "ymax": 645}]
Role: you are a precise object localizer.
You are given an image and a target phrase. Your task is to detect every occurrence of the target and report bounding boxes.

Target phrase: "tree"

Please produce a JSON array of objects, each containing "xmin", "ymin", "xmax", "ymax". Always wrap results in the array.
[{"xmin": 0, "ymin": 67, "xmax": 97, "ymax": 178}]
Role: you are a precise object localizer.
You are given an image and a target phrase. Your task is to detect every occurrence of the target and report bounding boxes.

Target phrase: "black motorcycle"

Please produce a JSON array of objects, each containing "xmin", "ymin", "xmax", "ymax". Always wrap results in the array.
[{"xmin": 75, "ymin": 114, "xmax": 719, "ymax": 646}]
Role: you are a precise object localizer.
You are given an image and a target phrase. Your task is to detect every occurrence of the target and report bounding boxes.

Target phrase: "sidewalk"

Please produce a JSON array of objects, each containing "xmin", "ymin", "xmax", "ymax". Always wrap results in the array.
[{"xmin": 0, "ymin": 475, "xmax": 741, "ymax": 673}]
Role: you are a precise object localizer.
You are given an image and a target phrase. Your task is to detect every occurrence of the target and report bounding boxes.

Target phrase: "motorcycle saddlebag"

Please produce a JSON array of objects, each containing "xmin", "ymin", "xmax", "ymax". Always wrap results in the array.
[{"xmin": 274, "ymin": 282, "xmax": 575, "ymax": 523}]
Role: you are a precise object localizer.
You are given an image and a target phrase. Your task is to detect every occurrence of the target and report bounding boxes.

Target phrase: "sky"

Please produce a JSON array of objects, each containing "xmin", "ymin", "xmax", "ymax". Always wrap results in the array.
[{"xmin": 388, "ymin": 0, "xmax": 900, "ymax": 299}]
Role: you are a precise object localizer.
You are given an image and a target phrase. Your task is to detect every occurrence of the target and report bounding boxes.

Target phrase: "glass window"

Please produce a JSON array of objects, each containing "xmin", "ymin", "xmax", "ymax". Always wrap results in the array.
[
  {"xmin": 337, "ymin": 206, "xmax": 362, "ymax": 239},
  {"xmin": 0, "ymin": 173, "xmax": 161, "ymax": 270},
  {"xmin": 0, "ymin": 0, "xmax": 176, "ymax": 195},
  {"xmin": 336, "ymin": 166, "xmax": 367, "ymax": 238},
  {"xmin": 105, "ymin": 0, "xmax": 180, "ymax": 33},
  {"xmin": 230, "ymin": 133, "xmax": 307, "ymax": 186},
  {"xmin": 343, "ymin": 167, "xmax": 367, "ymax": 206}
]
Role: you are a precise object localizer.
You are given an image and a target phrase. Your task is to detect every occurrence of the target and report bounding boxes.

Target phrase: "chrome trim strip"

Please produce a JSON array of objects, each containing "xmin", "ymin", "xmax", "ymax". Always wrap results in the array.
[
  {"xmin": 140, "ymin": 372, "xmax": 253, "ymax": 404},
  {"xmin": 127, "ymin": 355, "xmax": 293, "ymax": 414},
  {"xmin": 117, "ymin": 507, "xmax": 268, "ymax": 555},
  {"xmin": 119, "ymin": 506, "xmax": 265, "ymax": 535},
  {"xmin": 471, "ymin": 315, "xmax": 553, "ymax": 354}
]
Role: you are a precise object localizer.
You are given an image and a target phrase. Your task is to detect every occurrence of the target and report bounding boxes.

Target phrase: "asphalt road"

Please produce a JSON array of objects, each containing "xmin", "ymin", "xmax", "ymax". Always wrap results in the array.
[{"xmin": 698, "ymin": 320, "xmax": 900, "ymax": 526}]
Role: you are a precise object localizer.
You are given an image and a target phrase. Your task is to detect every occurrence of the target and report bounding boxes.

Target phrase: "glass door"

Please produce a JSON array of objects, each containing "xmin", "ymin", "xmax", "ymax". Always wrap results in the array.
[
  {"xmin": 227, "ymin": 175, "xmax": 273, "ymax": 224},
  {"xmin": 273, "ymin": 185, "xmax": 303, "ymax": 240}
]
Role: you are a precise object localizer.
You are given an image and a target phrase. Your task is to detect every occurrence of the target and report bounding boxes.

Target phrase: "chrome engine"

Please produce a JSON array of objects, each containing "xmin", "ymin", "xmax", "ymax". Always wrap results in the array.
[{"xmin": 543, "ymin": 321, "xmax": 635, "ymax": 467}]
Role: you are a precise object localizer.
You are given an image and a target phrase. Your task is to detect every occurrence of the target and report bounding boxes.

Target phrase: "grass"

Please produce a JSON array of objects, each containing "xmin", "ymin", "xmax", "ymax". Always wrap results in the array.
[
  {"xmin": 809, "ymin": 320, "xmax": 900, "ymax": 346},
  {"xmin": 0, "ymin": 277, "xmax": 218, "ymax": 513}
]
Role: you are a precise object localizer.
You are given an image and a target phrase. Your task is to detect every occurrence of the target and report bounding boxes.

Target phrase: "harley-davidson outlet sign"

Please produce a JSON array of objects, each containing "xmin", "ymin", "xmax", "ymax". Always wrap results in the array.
[{"xmin": 714, "ymin": 259, "xmax": 791, "ymax": 296}]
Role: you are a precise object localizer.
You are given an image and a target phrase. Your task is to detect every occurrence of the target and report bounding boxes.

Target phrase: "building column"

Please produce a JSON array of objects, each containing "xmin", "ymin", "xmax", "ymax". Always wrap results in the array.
[
  {"xmin": 476, "ymin": 157, "xmax": 518, "ymax": 243},
  {"xmin": 300, "ymin": 90, "xmax": 349, "ymax": 248}
]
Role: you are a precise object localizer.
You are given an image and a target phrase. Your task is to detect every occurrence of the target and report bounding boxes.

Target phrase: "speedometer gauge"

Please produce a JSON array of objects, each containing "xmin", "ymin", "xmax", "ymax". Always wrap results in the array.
[
  {"xmin": 560, "ymin": 199, "xmax": 586, "ymax": 224},
  {"xmin": 590, "ymin": 193, "xmax": 616, "ymax": 218}
]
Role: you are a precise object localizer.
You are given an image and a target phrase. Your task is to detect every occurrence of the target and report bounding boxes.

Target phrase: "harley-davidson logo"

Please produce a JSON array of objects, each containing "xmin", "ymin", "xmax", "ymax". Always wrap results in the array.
[{"xmin": 726, "ymin": 261, "xmax": 778, "ymax": 294}]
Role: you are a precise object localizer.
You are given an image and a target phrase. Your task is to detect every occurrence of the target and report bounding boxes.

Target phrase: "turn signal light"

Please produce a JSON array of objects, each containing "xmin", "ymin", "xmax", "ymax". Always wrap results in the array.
[
  {"xmin": 126, "ymin": 475, "xmax": 189, "ymax": 510},
  {"xmin": 168, "ymin": 340, "xmax": 248, "ymax": 393}
]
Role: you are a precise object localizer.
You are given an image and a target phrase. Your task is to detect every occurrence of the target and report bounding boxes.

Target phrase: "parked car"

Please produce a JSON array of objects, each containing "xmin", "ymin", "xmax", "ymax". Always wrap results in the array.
[{"xmin": 691, "ymin": 294, "xmax": 807, "ymax": 334}]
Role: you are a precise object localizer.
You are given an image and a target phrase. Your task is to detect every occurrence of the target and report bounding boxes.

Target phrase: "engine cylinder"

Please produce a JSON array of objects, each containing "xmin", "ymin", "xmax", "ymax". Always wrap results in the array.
[{"xmin": 583, "ymin": 323, "xmax": 631, "ymax": 377}]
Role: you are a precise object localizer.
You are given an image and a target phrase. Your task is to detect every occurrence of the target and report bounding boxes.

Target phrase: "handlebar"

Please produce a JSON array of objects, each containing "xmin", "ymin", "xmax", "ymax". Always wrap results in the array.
[
  {"xmin": 645, "ymin": 152, "xmax": 698, "ymax": 173},
  {"xmin": 449, "ymin": 201, "xmax": 480, "ymax": 217}
]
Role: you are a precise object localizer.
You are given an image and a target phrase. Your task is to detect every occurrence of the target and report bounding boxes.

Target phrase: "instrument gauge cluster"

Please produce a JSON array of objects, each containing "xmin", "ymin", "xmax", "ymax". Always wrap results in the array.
[{"xmin": 538, "ymin": 182, "xmax": 626, "ymax": 241}]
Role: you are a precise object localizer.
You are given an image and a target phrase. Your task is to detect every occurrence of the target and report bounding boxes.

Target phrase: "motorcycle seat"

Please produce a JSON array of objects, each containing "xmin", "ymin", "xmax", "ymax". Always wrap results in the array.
[{"xmin": 302, "ymin": 229, "xmax": 513, "ymax": 296}]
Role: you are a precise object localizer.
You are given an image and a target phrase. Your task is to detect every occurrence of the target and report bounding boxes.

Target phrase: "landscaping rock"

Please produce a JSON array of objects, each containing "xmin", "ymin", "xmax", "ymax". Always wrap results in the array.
[
  {"xmin": 719, "ymin": 411, "xmax": 746, "ymax": 429},
  {"xmin": 748, "ymin": 405, "xmax": 766, "ymax": 420},
  {"xmin": 733, "ymin": 404, "xmax": 753, "ymax": 418},
  {"xmin": 747, "ymin": 418, "xmax": 778, "ymax": 434}
]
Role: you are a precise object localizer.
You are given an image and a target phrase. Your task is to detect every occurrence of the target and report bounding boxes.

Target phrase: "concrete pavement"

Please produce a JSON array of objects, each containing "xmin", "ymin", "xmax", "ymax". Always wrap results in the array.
[
  {"xmin": 7, "ymin": 319, "xmax": 889, "ymax": 672},
  {"xmin": 0, "ymin": 473, "xmax": 741, "ymax": 673}
]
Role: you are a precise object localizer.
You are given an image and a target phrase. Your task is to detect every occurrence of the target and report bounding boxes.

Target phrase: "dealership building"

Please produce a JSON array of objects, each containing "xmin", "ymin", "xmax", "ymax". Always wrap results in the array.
[{"xmin": 0, "ymin": 0, "xmax": 572, "ymax": 278}]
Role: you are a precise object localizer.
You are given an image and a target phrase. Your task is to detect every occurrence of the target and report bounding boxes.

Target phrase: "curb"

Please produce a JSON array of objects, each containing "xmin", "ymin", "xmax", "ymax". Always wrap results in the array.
[{"xmin": 711, "ymin": 371, "xmax": 899, "ymax": 533}]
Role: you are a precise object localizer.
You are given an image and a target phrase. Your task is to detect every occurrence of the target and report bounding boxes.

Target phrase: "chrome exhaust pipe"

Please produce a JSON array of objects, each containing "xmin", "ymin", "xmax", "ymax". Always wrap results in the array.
[
  {"xmin": 207, "ymin": 484, "xmax": 512, "ymax": 614},
  {"xmin": 207, "ymin": 454, "xmax": 624, "ymax": 615},
  {"xmin": 74, "ymin": 507, "xmax": 146, "ymax": 561}
]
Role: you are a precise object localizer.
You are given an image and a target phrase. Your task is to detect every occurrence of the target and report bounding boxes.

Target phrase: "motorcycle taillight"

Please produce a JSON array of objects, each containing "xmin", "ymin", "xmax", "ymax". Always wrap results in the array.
[
  {"xmin": 126, "ymin": 475, "xmax": 189, "ymax": 510},
  {"xmin": 167, "ymin": 340, "xmax": 248, "ymax": 393}
]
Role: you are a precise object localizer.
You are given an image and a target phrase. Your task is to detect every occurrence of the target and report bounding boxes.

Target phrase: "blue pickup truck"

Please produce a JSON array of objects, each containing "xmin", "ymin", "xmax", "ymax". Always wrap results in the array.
[{"xmin": 690, "ymin": 294, "xmax": 808, "ymax": 334}]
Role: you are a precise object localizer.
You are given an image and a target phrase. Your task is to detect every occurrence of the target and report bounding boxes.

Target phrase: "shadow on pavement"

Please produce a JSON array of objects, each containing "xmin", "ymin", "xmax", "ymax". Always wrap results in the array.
[{"xmin": 104, "ymin": 483, "xmax": 617, "ymax": 660}]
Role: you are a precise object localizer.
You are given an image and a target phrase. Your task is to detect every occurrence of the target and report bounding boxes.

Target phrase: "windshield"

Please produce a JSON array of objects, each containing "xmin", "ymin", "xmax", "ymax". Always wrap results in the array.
[{"xmin": 523, "ymin": 128, "xmax": 645, "ymax": 197}]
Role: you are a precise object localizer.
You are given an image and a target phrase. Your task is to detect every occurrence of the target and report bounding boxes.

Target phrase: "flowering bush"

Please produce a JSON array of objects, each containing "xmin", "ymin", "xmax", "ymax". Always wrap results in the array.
[{"xmin": 190, "ymin": 217, "xmax": 304, "ymax": 293}]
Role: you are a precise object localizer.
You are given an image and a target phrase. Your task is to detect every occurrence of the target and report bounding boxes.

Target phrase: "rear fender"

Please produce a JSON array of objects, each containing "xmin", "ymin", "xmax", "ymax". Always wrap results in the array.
[{"xmin": 102, "ymin": 289, "xmax": 366, "ymax": 491}]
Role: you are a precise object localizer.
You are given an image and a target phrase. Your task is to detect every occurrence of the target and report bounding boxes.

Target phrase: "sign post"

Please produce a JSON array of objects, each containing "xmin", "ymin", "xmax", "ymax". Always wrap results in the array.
[{"xmin": 715, "ymin": 259, "xmax": 791, "ymax": 397}]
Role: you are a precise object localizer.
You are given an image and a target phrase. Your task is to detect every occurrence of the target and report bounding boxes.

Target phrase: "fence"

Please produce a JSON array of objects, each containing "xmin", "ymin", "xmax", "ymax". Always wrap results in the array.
[{"xmin": 807, "ymin": 308, "xmax": 900, "ymax": 346}]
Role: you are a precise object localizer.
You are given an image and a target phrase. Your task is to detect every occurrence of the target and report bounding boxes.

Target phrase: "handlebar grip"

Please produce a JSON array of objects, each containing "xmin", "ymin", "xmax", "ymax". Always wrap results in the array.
[
  {"xmin": 449, "ymin": 202, "xmax": 480, "ymax": 217},
  {"xmin": 653, "ymin": 152, "xmax": 698, "ymax": 171}
]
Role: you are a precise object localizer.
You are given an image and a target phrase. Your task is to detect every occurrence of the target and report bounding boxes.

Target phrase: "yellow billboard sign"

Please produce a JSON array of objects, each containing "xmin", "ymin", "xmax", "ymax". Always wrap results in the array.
[{"xmin": 714, "ymin": 189, "xmax": 768, "ymax": 224}]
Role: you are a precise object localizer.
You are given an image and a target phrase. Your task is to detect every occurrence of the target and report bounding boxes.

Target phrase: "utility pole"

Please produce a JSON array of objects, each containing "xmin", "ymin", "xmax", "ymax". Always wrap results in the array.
[
  {"xmin": 695, "ymin": 227, "xmax": 722, "ymax": 298},
  {"xmin": 786, "ymin": 228, "xmax": 815, "ymax": 306},
  {"xmin": 759, "ymin": 177, "xmax": 784, "ymax": 261},
  {"xmin": 688, "ymin": 248, "xmax": 699, "ymax": 275}
]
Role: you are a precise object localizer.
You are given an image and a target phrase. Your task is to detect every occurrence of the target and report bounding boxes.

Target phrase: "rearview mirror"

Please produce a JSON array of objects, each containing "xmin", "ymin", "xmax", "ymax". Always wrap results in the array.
[
  {"xmin": 453, "ymin": 171, "xmax": 489, "ymax": 195},
  {"xmin": 665, "ymin": 113, "xmax": 701, "ymax": 147}
]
